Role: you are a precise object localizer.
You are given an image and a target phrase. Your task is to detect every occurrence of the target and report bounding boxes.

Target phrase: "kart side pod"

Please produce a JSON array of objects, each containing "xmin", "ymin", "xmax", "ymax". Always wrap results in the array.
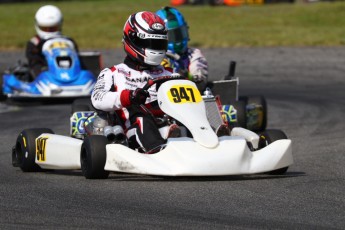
[{"xmin": 35, "ymin": 133, "xmax": 82, "ymax": 170}]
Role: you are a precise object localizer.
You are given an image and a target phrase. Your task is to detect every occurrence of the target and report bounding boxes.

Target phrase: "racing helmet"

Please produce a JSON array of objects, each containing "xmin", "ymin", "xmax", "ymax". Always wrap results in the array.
[
  {"xmin": 35, "ymin": 5, "xmax": 63, "ymax": 40},
  {"xmin": 122, "ymin": 11, "xmax": 168, "ymax": 66},
  {"xmin": 156, "ymin": 6, "xmax": 189, "ymax": 55}
]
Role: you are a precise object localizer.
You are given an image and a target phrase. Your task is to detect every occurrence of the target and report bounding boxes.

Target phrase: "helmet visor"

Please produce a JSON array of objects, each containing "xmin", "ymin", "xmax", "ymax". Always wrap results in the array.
[
  {"xmin": 38, "ymin": 25, "xmax": 60, "ymax": 32},
  {"xmin": 168, "ymin": 25, "xmax": 188, "ymax": 43},
  {"xmin": 136, "ymin": 38, "xmax": 168, "ymax": 51}
]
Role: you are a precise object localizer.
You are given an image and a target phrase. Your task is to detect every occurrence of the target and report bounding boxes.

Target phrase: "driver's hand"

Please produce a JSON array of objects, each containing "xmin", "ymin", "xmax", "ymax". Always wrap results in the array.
[
  {"xmin": 130, "ymin": 88, "xmax": 149, "ymax": 105},
  {"xmin": 189, "ymin": 69, "xmax": 207, "ymax": 83},
  {"xmin": 120, "ymin": 88, "xmax": 149, "ymax": 107},
  {"xmin": 171, "ymin": 72, "xmax": 182, "ymax": 79},
  {"xmin": 189, "ymin": 59, "xmax": 208, "ymax": 83}
]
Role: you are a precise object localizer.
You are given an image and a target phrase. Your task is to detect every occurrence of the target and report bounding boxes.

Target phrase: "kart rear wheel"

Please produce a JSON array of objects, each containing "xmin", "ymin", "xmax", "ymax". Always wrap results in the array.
[
  {"xmin": 258, "ymin": 129, "xmax": 289, "ymax": 175},
  {"xmin": 13, "ymin": 128, "xmax": 54, "ymax": 172},
  {"xmin": 81, "ymin": 135, "xmax": 109, "ymax": 179},
  {"xmin": 246, "ymin": 96, "xmax": 267, "ymax": 132}
]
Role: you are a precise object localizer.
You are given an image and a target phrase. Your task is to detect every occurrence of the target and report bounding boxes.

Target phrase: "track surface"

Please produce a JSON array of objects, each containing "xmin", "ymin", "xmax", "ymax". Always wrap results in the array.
[{"xmin": 0, "ymin": 47, "xmax": 344, "ymax": 229}]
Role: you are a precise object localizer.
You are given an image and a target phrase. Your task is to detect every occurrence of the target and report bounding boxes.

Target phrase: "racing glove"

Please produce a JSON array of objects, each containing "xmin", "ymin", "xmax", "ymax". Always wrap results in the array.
[
  {"xmin": 188, "ymin": 60, "xmax": 208, "ymax": 83},
  {"xmin": 120, "ymin": 88, "xmax": 149, "ymax": 107},
  {"xmin": 188, "ymin": 69, "xmax": 207, "ymax": 83}
]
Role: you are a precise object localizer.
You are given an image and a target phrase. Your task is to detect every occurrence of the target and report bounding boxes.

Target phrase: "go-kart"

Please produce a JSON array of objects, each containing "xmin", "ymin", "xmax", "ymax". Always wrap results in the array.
[
  {"xmin": 1, "ymin": 37, "xmax": 100, "ymax": 99},
  {"xmin": 12, "ymin": 76, "xmax": 293, "ymax": 179}
]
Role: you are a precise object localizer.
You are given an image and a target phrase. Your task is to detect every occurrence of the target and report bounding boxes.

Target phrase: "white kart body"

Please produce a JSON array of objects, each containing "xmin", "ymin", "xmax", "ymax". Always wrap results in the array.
[{"xmin": 35, "ymin": 79, "xmax": 293, "ymax": 176}]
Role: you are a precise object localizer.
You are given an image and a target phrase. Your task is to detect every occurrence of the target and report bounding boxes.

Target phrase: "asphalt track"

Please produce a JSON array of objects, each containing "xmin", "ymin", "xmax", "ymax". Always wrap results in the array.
[{"xmin": 0, "ymin": 47, "xmax": 344, "ymax": 229}]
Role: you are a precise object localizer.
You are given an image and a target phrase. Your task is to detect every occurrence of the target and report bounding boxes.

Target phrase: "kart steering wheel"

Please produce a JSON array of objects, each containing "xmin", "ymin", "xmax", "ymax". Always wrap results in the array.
[{"xmin": 139, "ymin": 74, "xmax": 186, "ymax": 125}]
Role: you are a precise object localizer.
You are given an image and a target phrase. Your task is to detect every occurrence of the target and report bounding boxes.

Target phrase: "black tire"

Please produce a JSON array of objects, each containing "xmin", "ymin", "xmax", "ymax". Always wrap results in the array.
[
  {"xmin": 13, "ymin": 128, "xmax": 54, "ymax": 172},
  {"xmin": 258, "ymin": 129, "xmax": 289, "ymax": 175},
  {"xmin": 81, "ymin": 135, "xmax": 109, "ymax": 179},
  {"xmin": 232, "ymin": 100, "xmax": 247, "ymax": 128},
  {"xmin": 247, "ymin": 95, "xmax": 267, "ymax": 132},
  {"xmin": 0, "ymin": 75, "xmax": 7, "ymax": 101},
  {"xmin": 71, "ymin": 98, "xmax": 93, "ymax": 114}
]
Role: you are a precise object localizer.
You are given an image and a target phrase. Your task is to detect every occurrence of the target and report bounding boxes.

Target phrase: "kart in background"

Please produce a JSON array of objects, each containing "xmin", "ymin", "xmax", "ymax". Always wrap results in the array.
[
  {"xmin": 164, "ymin": 52, "xmax": 267, "ymax": 132},
  {"xmin": 207, "ymin": 61, "xmax": 267, "ymax": 132},
  {"xmin": 12, "ymin": 76, "xmax": 293, "ymax": 179},
  {"xmin": 1, "ymin": 37, "xmax": 101, "ymax": 100}
]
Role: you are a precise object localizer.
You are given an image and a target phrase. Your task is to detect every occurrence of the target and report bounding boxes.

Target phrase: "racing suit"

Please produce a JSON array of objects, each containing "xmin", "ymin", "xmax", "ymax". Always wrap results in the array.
[
  {"xmin": 91, "ymin": 56, "xmax": 176, "ymax": 152},
  {"xmin": 25, "ymin": 35, "xmax": 78, "ymax": 78},
  {"xmin": 162, "ymin": 47, "xmax": 208, "ymax": 92}
]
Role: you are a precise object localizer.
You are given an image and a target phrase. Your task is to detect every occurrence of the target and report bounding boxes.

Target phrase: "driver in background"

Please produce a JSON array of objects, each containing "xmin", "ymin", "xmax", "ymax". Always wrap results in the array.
[
  {"xmin": 157, "ymin": 6, "xmax": 230, "ymax": 136},
  {"xmin": 26, "ymin": 5, "xmax": 78, "ymax": 78},
  {"xmin": 91, "ymin": 11, "xmax": 181, "ymax": 154},
  {"xmin": 156, "ymin": 6, "xmax": 208, "ymax": 92}
]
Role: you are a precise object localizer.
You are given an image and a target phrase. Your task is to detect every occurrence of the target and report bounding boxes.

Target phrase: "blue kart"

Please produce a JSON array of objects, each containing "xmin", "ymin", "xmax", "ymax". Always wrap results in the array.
[{"xmin": 1, "ymin": 37, "xmax": 99, "ymax": 99}]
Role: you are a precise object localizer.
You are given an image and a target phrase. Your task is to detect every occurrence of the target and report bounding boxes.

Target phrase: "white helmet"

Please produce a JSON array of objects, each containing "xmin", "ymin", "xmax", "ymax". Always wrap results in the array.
[{"xmin": 35, "ymin": 5, "xmax": 63, "ymax": 40}]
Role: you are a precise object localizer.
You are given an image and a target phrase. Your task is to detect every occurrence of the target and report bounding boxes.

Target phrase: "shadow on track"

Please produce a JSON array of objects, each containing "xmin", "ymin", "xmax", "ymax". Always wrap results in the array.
[{"xmin": 19, "ymin": 168, "xmax": 305, "ymax": 182}]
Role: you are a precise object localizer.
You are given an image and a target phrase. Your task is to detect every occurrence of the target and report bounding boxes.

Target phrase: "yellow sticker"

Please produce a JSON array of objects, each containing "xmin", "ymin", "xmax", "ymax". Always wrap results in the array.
[
  {"xmin": 161, "ymin": 58, "xmax": 171, "ymax": 68},
  {"xmin": 49, "ymin": 41, "xmax": 70, "ymax": 50},
  {"xmin": 167, "ymin": 85, "xmax": 202, "ymax": 104},
  {"xmin": 22, "ymin": 136, "xmax": 26, "ymax": 148},
  {"xmin": 36, "ymin": 136, "xmax": 49, "ymax": 162}
]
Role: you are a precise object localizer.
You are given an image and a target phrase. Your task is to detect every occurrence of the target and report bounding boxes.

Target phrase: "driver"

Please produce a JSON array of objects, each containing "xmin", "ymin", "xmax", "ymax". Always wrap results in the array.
[
  {"xmin": 91, "ymin": 11, "xmax": 181, "ymax": 154},
  {"xmin": 26, "ymin": 5, "xmax": 78, "ymax": 78},
  {"xmin": 156, "ymin": 6, "xmax": 208, "ymax": 92}
]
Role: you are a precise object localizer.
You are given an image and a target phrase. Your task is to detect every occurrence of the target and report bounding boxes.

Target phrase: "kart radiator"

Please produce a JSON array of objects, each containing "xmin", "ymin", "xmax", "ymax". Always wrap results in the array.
[
  {"xmin": 209, "ymin": 78, "xmax": 238, "ymax": 105},
  {"xmin": 203, "ymin": 96, "xmax": 224, "ymax": 130}
]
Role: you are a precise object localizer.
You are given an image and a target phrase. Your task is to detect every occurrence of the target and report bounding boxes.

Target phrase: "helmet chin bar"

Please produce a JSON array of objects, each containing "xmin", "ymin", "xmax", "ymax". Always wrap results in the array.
[
  {"xmin": 144, "ymin": 49, "xmax": 166, "ymax": 66},
  {"xmin": 35, "ymin": 25, "xmax": 61, "ymax": 39}
]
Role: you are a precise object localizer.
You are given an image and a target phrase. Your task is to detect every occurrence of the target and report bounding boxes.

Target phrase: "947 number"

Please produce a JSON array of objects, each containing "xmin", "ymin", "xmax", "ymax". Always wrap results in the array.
[{"xmin": 170, "ymin": 87, "xmax": 196, "ymax": 103}]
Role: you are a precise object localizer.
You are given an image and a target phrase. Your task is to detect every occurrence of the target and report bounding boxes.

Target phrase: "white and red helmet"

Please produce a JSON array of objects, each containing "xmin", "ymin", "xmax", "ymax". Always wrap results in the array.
[{"xmin": 123, "ymin": 11, "xmax": 168, "ymax": 66}]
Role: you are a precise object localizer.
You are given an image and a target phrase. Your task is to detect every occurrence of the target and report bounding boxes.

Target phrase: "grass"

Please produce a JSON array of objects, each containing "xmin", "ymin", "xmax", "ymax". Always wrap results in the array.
[{"xmin": 0, "ymin": 0, "xmax": 344, "ymax": 50}]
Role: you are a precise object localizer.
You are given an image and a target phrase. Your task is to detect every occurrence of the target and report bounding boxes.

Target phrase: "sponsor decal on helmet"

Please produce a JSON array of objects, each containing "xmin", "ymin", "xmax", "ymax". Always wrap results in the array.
[
  {"xmin": 138, "ymin": 33, "xmax": 145, "ymax": 39},
  {"xmin": 137, "ymin": 33, "xmax": 167, "ymax": 39},
  {"xmin": 146, "ymin": 34, "xmax": 167, "ymax": 39},
  {"xmin": 152, "ymin": 23, "xmax": 164, "ymax": 30}
]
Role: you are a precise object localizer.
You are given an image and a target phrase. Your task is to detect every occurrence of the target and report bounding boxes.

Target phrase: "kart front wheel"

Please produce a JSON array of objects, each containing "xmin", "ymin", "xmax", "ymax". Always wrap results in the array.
[
  {"xmin": 258, "ymin": 129, "xmax": 289, "ymax": 175},
  {"xmin": 81, "ymin": 135, "xmax": 109, "ymax": 179},
  {"xmin": 13, "ymin": 128, "xmax": 54, "ymax": 172}
]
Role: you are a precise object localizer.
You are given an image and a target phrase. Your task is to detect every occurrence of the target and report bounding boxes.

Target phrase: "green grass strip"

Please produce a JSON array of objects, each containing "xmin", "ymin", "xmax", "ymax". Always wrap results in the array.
[{"xmin": 0, "ymin": 0, "xmax": 344, "ymax": 50}]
